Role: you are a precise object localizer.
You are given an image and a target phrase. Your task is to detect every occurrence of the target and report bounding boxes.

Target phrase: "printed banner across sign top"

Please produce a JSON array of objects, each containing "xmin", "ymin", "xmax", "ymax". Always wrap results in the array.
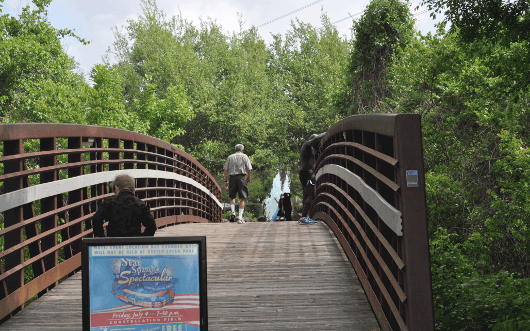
[{"xmin": 89, "ymin": 244, "xmax": 200, "ymax": 331}]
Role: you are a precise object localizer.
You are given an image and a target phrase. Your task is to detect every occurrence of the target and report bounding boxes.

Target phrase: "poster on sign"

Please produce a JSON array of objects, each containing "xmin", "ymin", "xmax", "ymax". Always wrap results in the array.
[{"xmin": 82, "ymin": 237, "xmax": 207, "ymax": 331}]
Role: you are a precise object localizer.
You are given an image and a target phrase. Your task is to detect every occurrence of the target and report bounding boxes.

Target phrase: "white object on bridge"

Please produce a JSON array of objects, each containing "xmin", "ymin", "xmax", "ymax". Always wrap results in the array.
[
  {"xmin": 315, "ymin": 164, "xmax": 403, "ymax": 236},
  {"xmin": 0, "ymin": 169, "xmax": 222, "ymax": 213}
]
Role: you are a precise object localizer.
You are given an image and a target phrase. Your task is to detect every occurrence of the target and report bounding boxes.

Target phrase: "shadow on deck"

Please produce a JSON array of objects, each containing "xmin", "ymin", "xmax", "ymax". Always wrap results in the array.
[{"xmin": 1, "ymin": 222, "xmax": 380, "ymax": 330}]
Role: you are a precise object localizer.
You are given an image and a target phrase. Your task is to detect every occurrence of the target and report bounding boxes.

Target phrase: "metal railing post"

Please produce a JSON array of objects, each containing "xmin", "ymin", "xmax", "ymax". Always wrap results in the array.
[
  {"xmin": 394, "ymin": 114, "xmax": 434, "ymax": 330},
  {"xmin": 2, "ymin": 139, "xmax": 24, "ymax": 316}
]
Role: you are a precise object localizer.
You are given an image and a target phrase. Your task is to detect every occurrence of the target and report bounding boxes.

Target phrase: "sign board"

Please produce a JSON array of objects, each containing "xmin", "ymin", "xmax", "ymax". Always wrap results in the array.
[{"xmin": 82, "ymin": 236, "xmax": 207, "ymax": 331}]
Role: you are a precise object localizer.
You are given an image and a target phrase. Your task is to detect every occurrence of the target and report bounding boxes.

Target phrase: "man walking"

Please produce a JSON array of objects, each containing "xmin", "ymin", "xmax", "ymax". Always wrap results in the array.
[
  {"xmin": 92, "ymin": 174, "xmax": 157, "ymax": 237},
  {"xmin": 224, "ymin": 144, "xmax": 252, "ymax": 224}
]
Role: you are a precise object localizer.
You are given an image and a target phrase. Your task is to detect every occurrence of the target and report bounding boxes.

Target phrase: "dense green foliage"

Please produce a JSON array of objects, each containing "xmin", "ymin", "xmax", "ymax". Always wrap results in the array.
[
  {"xmin": 419, "ymin": 0, "xmax": 530, "ymax": 44},
  {"xmin": 341, "ymin": 0, "xmax": 414, "ymax": 113},
  {"xmin": 344, "ymin": 0, "xmax": 530, "ymax": 328},
  {"xmin": 0, "ymin": 0, "xmax": 193, "ymax": 142},
  {"xmin": 2, "ymin": 0, "xmax": 530, "ymax": 329},
  {"xmin": 0, "ymin": 0, "xmax": 89, "ymax": 124},
  {"xmin": 430, "ymin": 228, "xmax": 530, "ymax": 330},
  {"xmin": 387, "ymin": 18, "xmax": 530, "ymax": 331},
  {"xmin": 107, "ymin": 0, "xmax": 349, "ymax": 203}
]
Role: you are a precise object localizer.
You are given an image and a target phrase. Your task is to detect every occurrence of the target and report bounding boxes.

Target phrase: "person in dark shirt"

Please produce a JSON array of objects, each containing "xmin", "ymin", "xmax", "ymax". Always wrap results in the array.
[
  {"xmin": 92, "ymin": 174, "xmax": 157, "ymax": 237},
  {"xmin": 283, "ymin": 193, "xmax": 292, "ymax": 222},
  {"xmin": 299, "ymin": 133, "xmax": 324, "ymax": 217},
  {"xmin": 278, "ymin": 194, "xmax": 284, "ymax": 218}
]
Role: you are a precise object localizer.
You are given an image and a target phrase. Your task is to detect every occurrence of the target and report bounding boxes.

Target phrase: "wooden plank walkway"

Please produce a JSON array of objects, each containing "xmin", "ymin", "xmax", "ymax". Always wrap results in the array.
[{"xmin": 2, "ymin": 222, "xmax": 380, "ymax": 330}]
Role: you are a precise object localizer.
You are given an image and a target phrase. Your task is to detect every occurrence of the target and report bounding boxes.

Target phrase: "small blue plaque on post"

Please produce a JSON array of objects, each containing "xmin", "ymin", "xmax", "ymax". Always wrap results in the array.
[{"xmin": 406, "ymin": 170, "xmax": 419, "ymax": 187}]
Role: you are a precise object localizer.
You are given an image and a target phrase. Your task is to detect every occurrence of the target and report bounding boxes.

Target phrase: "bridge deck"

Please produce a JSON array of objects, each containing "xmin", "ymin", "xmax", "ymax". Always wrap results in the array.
[{"xmin": 1, "ymin": 222, "xmax": 380, "ymax": 330}]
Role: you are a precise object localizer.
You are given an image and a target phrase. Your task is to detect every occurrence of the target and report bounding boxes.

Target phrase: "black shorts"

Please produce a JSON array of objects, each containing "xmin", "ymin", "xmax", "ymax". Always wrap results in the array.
[{"xmin": 229, "ymin": 174, "xmax": 249, "ymax": 199}]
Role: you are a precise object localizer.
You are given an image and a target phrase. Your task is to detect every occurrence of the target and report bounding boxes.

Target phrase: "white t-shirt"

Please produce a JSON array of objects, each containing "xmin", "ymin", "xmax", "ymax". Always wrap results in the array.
[{"xmin": 223, "ymin": 152, "xmax": 252, "ymax": 176}]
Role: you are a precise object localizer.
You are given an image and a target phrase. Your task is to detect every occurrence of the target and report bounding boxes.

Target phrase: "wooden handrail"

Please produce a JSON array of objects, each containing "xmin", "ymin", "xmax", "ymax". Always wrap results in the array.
[{"xmin": 307, "ymin": 114, "xmax": 434, "ymax": 331}]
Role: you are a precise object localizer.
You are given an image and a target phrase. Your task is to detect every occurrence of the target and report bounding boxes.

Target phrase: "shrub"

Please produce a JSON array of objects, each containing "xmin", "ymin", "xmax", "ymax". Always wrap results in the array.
[{"xmin": 431, "ymin": 228, "xmax": 530, "ymax": 330}]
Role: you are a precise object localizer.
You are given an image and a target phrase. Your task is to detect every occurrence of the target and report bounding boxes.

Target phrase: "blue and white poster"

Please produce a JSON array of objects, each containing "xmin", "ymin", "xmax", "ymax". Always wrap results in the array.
[{"xmin": 88, "ymin": 244, "xmax": 200, "ymax": 331}]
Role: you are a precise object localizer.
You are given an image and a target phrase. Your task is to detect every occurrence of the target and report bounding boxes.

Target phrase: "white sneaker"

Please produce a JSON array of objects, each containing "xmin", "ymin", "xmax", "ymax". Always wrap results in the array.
[{"xmin": 236, "ymin": 218, "xmax": 244, "ymax": 224}]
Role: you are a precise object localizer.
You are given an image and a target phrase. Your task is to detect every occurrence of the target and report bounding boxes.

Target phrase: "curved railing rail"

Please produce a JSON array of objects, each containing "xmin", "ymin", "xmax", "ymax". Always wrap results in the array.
[
  {"xmin": 0, "ymin": 123, "xmax": 222, "ymax": 322},
  {"xmin": 309, "ymin": 114, "xmax": 434, "ymax": 331}
]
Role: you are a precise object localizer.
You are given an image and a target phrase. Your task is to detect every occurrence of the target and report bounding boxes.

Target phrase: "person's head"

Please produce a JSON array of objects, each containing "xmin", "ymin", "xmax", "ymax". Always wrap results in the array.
[
  {"xmin": 112, "ymin": 174, "xmax": 135, "ymax": 193},
  {"xmin": 235, "ymin": 144, "xmax": 244, "ymax": 152}
]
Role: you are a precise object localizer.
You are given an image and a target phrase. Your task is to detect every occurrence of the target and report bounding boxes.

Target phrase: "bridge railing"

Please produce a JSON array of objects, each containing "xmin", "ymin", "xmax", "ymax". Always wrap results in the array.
[
  {"xmin": 310, "ymin": 114, "xmax": 434, "ymax": 331},
  {"xmin": 0, "ymin": 123, "xmax": 222, "ymax": 322}
]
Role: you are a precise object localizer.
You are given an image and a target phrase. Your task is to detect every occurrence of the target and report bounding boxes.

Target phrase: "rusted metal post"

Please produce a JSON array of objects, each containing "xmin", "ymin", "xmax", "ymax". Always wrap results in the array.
[
  {"xmin": 67, "ymin": 137, "xmax": 83, "ymax": 257},
  {"xmin": 39, "ymin": 137, "xmax": 58, "ymax": 294},
  {"xmin": 89, "ymin": 137, "xmax": 104, "ymax": 236},
  {"xmin": 108, "ymin": 138, "xmax": 121, "ymax": 171},
  {"xmin": 3, "ymin": 139, "xmax": 24, "ymax": 314},
  {"xmin": 394, "ymin": 114, "xmax": 434, "ymax": 330},
  {"xmin": 165, "ymin": 149, "xmax": 174, "ymax": 220},
  {"xmin": 22, "ymin": 163, "xmax": 43, "ymax": 287},
  {"xmin": 123, "ymin": 140, "xmax": 134, "ymax": 170},
  {"xmin": 147, "ymin": 144, "xmax": 157, "ymax": 216},
  {"xmin": 158, "ymin": 147, "xmax": 166, "ymax": 219},
  {"xmin": 136, "ymin": 142, "xmax": 147, "ymax": 201}
]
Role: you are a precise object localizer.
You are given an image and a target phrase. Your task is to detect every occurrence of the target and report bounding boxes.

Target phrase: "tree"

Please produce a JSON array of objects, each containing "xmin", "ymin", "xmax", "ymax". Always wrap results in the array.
[
  {"xmin": 341, "ymin": 0, "xmax": 414, "ymax": 114},
  {"xmin": 0, "ymin": 0, "xmax": 90, "ymax": 124},
  {"xmin": 86, "ymin": 64, "xmax": 143, "ymax": 132},
  {"xmin": 109, "ymin": 0, "xmax": 278, "ymax": 201},
  {"xmin": 133, "ymin": 78, "xmax": 193, "ymax": 143},
  {"xmin": 390, "ymin": 25, "xmax": 530, "ymax": 242},
  {"xmin": 419, "ymin": 0, "xmax": 530, "ymax": 44},
  {"xmin": 268, "ymin": 13, "xmax": 350, "ymax": 177}
]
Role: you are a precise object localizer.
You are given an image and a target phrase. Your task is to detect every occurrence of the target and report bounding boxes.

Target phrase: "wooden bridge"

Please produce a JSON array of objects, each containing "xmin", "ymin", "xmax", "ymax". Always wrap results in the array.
[
  {"xmin": 1, "ymin": 222, "xmax": 380, "ymax": 330},
  {"xmin": 0, "ymin": 115, "xmax": 435, "ymax": 330}
]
